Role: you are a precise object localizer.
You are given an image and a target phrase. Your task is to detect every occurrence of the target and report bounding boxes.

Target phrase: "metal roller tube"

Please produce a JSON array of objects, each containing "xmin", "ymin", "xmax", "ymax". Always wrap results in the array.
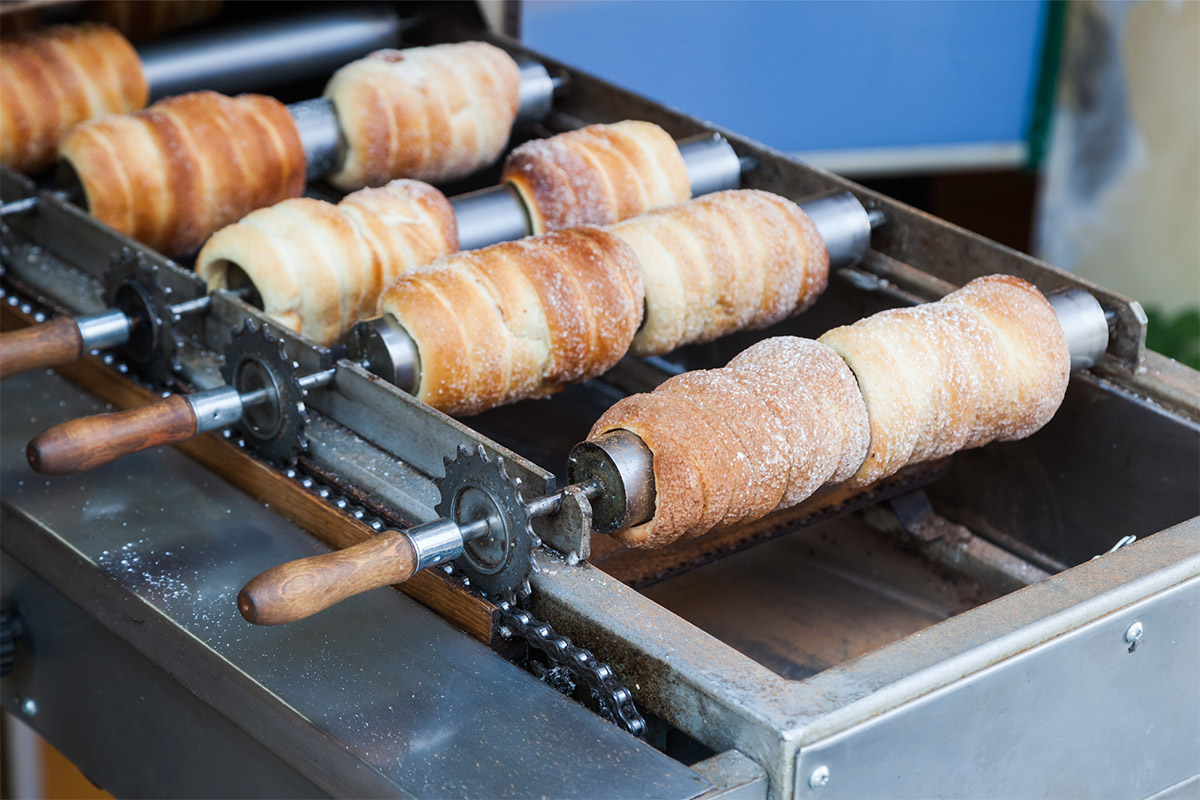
[
  {"xmin": 289, "ymin": 98, "xmax": 343, "ymax": 181},
  {"xmin": 514, "ymin": 57, "xmax": 559, "ymax": 127},
  {"xmin": 138, "ymin": 6, "xmax": 407, "ymax": 101},
  {"xmin": 1047, "ymin": 288, "xmax": 1110, "ymax": 370},
  {"xmin": 567, "ymin": 431, "xmax": 656, "ymax": 533},
  {"xmin": 450, "ymin": 185, "xmax": 532, "ymax": 253},
  {"xmin": 346, "ymin": 315, "xmax": 420, "ymax": 395},
  {"xmin": 676, "ymin": 134, "xmax": 744, "ymax": 198},
  {"xmin": 797, "ymin": 190, "xmax": 884, "ymax": 270}
]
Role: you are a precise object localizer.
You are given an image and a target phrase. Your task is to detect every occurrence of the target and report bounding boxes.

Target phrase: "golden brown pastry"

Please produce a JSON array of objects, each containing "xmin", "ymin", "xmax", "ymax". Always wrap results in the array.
[
  {"xmin": 503, "ymin": 120, "xmax": 691, "ymax": 234},
  {"xmin": 589, "ymin": 275, "xmax": 1070, "ymax": 547},
  {"xmin": 58, "ymin": 91, "xmax": 306, "ymax": 257},
  {"xmin": 607, "ymin": 189, "xmax": 830, "ymax": 355},
  {"xmin": 1, "ymin": 23, "xmax": 147, "ymax": 173},
  {"xmin": 196, "ymin": 180, "xmax": 458, "ymax": 346},
  {"xmin": 88, "ymin": 0, "xmax": 224, "ymax": 41},
  {"xmin": 378, "ymin": 227, "xmax": 644, "ymax": 415},
  {"xmin": 818, "ymin": 274, "xmax": 1070, "ymax": 487},
  {"xmin": 324, "ymin": 42, "xmax": 521, "ymax": 191},
  {"xmin": 589, "ymin": 338, "xmax": 867, "ymax": 547}
]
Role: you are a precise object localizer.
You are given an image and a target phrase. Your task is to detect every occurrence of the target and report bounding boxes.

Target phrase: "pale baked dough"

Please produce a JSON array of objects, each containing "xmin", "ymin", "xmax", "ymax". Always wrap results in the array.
[
  {"xmin": 819, "ymin": 274, "xmax": 1070, "ymax": 487},
  {"xmin": 196, "ymin": 179, "xmax": 457, "ymax": 346},
  {"xmin": 608, "ymin": 189, "xmax": 830, "ymax": 355},
  {"xmin": 324, "ymin": 42, "xmax": 521, "ymax": 191}
]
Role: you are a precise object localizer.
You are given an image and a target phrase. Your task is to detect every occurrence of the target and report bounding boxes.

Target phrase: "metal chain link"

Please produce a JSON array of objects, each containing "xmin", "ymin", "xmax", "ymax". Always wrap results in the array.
[{"xmin": 493, "ymin": 598, "xmax": 647, "ymax": 738}]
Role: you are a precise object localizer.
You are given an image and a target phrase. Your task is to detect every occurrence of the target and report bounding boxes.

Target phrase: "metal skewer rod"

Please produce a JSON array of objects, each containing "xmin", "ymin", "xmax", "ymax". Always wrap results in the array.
[
  {"xmin": 237, "ymin": 474, "xmax": 608, "ymax": 626},
  {"xmin": 0, "ymin": 286, "xmax": 253, "ymax": 382}
]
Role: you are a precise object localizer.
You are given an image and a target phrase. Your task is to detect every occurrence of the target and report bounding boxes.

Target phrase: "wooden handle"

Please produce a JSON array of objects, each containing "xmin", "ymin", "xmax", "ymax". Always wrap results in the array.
[
  {"xmin": 27, "ymin": 394, "xmax": 198, "ymax": 475},
  {"xmin": 238, "ymin": 531, "xmax": 419, "ymax": 625},
  {"xmin": 0, "ymin": 316, "xmax": 83, "ymax": 380}
]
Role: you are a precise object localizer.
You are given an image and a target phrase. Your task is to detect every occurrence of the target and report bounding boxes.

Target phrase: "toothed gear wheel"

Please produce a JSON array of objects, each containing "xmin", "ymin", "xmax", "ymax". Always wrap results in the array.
[
  {"xmin": 102, "ymin": 249, "xmax": 193, "ymax": 384},
  {"xmin": 220, "ymin": 321, "xmax": 308, "ymax": 464},
  {"xmin": 437, "ymin": 444, "xmax": 538, "ymax": 600}
]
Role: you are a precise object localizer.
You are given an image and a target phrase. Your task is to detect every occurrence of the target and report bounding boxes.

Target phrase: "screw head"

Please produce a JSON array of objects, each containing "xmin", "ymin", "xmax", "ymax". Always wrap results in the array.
[
  {"xmin": 1124, "ymin": 621, "xmax": 1144, "ymax": 646},
  {"xmin": 20, "ymin": 697, "xmax": 37, "ymax": 717},
  {"xmin": 809, "ymin": 765, "xmax": 830, "ymax": 789}
]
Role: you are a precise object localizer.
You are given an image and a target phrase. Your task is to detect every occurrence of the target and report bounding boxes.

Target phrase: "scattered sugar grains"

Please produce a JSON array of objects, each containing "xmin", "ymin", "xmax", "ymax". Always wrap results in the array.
[{"xmin": 94, "ymin": 539, "xmax": 240, "ymax": 639}]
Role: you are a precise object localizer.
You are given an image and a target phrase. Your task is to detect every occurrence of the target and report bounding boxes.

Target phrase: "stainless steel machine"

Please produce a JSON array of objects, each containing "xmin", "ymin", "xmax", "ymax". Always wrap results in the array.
[{"xmin": 1, "ymin": 4, "xmax": 1197, "ymax": 798}]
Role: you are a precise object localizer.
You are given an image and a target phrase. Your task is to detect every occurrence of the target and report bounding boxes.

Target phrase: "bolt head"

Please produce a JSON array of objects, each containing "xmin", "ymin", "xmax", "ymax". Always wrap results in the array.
[
  {"xmin": 20, "ymin": 698, "xmax": 37, "ymax": 717},
  {"xmin": 1124, "ymin": 621, "xmax": 1144, "ymax": 645},
  {"xmin": 809, "ymin": 765, "xmax": 830, "ymax": 789}
]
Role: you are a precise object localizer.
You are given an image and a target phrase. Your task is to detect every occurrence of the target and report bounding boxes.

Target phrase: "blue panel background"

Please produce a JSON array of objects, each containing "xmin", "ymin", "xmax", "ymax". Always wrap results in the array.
[{"xmin": 523, "ymin": 0, "xmax": 1048, "ymax": 152}]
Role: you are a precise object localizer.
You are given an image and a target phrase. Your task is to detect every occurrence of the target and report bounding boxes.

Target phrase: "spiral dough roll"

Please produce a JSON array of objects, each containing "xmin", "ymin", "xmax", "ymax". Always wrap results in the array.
[
  {"xmin": 818, "ymin": 274, "xmax": 1070, "ymax": 487},
  {"xmin": 503, "ymin": 120, "xmax": 692, "ymax": 234},
  {"xmin": 1, "ymin": 23, "xmax": 147, "ymax": 173},
  {"xmin": 324, "ymin": 42, "xmax": 521, "ymax": 191},
  {"xmin": 196, "ymin": 180, "xmax": 458, "ymax": 346},
  {"xmin": 589, "ymin": 275, "xmax": 1070, "ymax": 547},
  {"xmin": 589, "ymin": 338, "xmax": 869, "ymax": 547},
  {"xmin": 608, "ymin": 189, "xmax": 830, "ymax": 356},
  {"xmin": 378, "ymin": 228, "xmax": 644, "ymax": 416},
  {"xmin": 58, "ymin": 91, "xmax": 306, "ymax": 257}
]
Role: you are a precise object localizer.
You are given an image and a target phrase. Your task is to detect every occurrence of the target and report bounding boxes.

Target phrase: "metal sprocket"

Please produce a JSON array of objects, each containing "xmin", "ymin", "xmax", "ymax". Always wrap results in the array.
[
  {"xmin": 220, "ymin": 321, "xmax": 308, "ymax": 464},
  {"xmin": 436, "ymin": 444, "xmax": 538, "ymax": 600},
  {"xmin": 102, "ymin": 249, "xmax": 187, "ymax": 385}
]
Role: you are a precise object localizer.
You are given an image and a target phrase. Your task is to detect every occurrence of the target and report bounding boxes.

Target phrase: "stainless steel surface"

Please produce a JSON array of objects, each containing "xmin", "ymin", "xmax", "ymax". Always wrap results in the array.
[
  {"xmin": 0, "ymin": 369, "xmax": 711, "ymax": 799},
  {"xmin": 449, "ymin": 184, "xmax": 531, "ymax": 252},
  {"xmin": 186, "ymin": 385, "xmax": 244, "ymax": 433},
  {"xmin": 75, "ymin": 308, "xmax": 130, "ymax": 350},
  {"xmin": 138, "ymin": 6, "xmax": 406, "ymax": 101},
  {"xmin": 408, "ymin": 518, "xmax": 465, "ymax": 572},
  {"xmin": 792, "ymin": 576, "xmax": 1200, "ymax": 799},
  {"xmin": 346, "ymin": 315, "xmax": 420, "ymax": 395},
  {"xmin": 1048, "ymin": 288, "xmax": 1110, "ymax": 370},
  {"xmin": 532, "ymin": 521, "xmax": 1200, "ymax": 797},
  {"xmin": 289, "ymin": 98, "xmax": 343, "ymax": 181},
  {"xmin": 677, "ymin": 133, "xmax": 744, "ymax": 197},
  {"xmin": 567, "ymin": 430, "xmax": 655, "ymax": 534},
  {"xmin": 514, "ymin": 56, "xmax": 558, "ymax": 127},
  {"xmin": 1, "ymin": 555, "xmax": 329, "ymax": 799},
  {"xmin": 796, "ymin": 191, "xmax": 874, "ymax": 270}
]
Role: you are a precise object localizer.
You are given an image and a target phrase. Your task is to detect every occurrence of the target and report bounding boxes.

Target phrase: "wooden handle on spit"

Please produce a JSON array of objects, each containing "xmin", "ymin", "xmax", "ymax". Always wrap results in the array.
[
  {"xmin": 238, "ymin": 531, "xmax": 419, "ymax": 625},
  {"xmin": 27, "ymin": 394, "xmax": 198, "ymax": 475},
  {"xmin": 0, "ymin": 317, "xmax": 83, "ymax": 380}
]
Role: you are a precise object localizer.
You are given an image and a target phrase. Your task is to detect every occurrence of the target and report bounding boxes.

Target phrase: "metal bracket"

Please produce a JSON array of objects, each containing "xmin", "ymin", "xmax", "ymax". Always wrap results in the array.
[{"xmin": 534, "ymin": 483, "xmax": 593, "ymax": 563}]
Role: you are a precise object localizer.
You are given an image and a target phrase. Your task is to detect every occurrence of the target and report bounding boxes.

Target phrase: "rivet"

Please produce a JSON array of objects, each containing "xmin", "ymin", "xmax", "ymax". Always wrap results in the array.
[
  {"xmin": 20, "ymin": 698, "xmax": 37, "ymax": 717},
  {"xmin": 1124, "ymin": 621, "xmax": 1143, "ymax": 652},
  {"xmin": 809, "ymin": 765, "xmax": 830, "ymax": 789}
]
